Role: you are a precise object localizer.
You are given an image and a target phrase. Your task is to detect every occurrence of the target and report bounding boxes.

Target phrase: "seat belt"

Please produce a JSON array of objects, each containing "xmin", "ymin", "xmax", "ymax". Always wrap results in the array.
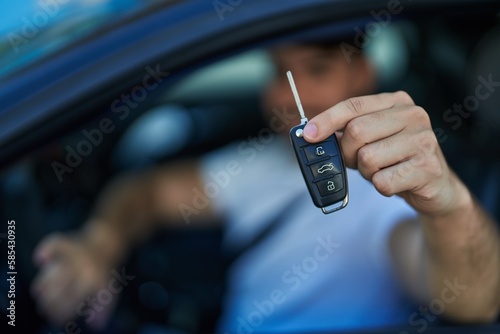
[{"xmin": 224, "ymin": 191, "xmax": 307, "ymax": 267}]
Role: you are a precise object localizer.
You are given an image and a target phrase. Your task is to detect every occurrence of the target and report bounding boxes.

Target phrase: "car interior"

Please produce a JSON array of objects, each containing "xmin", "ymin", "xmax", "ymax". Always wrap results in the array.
[{"xmin": 1, "ymin": 5, "xmax": 500, "ymax": 334}]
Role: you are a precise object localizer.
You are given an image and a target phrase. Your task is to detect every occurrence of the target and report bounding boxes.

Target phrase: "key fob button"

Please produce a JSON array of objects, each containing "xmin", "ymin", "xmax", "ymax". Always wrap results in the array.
[
  {"xmin": 310, "ymin": 156, "xmax": 342, "ymax": 179},
  {"xmin": 303, "ymin": 141, "xmax": 338, "ymax": 162},
  {"xmin": 317, "ymin": 174, "xmax": 344, "ymax": 196}
]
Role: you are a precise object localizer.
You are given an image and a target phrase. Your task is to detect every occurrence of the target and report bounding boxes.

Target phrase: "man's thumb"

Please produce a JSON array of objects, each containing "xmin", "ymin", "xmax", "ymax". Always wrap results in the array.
[{"xmin": 33, "ymin": 233, "xmax": 68, "ymax": 267}]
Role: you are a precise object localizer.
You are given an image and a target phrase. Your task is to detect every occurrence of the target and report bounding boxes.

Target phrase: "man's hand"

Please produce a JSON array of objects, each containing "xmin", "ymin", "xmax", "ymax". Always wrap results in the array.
[
  {"xmin": 30, "ymin": 162, "xmax": 209, "ymax": 327},
  {"xmin": 303, "ymin": 91, "xmax": 500, "ymax": 322},
  {"xmin": 303, "ymin": 91, "xmax": 469, "ymax": 216},
  {"xmin": 31, "ymin": 228, "xmax": 119, "ymax": 328}
]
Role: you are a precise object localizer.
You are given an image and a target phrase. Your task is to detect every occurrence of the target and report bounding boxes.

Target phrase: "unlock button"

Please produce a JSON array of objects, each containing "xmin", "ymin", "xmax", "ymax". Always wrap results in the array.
[{"xmin": 317, "ymin": 174, "xmax": 343, "ymax": 196}]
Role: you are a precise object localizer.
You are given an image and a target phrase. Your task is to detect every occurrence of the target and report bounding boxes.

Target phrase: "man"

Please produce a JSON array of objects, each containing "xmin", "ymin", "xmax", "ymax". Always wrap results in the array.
[{"xmin": 31, "ymin": 43, "xmax": 500, "ymax": 332}]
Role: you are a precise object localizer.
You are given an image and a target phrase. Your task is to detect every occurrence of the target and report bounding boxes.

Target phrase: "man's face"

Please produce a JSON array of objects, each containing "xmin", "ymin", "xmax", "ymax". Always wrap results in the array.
[{"xmin": 262, "ymin": 44, "xmax": 375, "ymax": 130}]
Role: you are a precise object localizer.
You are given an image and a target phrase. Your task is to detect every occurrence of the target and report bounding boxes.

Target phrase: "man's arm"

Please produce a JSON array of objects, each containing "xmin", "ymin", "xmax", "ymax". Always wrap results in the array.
[
  {"xmin": 31, "ymin": 159, "xmax": 216, "ymax": 326},
  {"xmin": 84, "ymin": 159, "xmax": 217, "ymax": 263},
  {"xmin": 390, "ymin": 187, "xmax": 500, "ymax": 323},
  {"xmin": 421, "ymin": 188, "xmax": 500, "ymax": 322},
  {"xmin": 303, "ymin": 91, "xmax": 500, "ymax": 322}
]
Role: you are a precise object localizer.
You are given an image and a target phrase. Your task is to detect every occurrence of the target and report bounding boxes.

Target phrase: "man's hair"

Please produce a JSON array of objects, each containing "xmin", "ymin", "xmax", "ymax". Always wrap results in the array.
[{"xmin": 298, "ymin": 34, "xmax": 363, "ymax": 58}]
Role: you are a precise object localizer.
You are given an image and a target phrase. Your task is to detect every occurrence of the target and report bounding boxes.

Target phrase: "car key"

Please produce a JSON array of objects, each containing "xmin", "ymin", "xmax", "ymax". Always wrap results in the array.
[{"xmin": 287, "ymin": 71, "xmax": 349, "ymax": 214}]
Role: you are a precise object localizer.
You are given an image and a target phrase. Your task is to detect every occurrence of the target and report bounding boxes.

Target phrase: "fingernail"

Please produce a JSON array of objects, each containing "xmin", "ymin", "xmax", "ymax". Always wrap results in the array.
[{"xmin": 304, "ymin": 122, "xmax": 318, "ymax": 139}]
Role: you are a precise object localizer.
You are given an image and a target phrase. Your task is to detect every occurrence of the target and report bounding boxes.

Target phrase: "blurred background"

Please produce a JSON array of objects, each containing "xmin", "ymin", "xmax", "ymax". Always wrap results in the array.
[{"xmin": 1, "ymin": 0, "xmax": 500, "ymax": 333}]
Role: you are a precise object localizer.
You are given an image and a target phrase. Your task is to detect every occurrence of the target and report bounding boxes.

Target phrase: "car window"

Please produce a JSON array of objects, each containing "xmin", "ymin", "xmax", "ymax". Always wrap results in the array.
[
  {"xmin": 164, "ymin": 49, "xmax": 274, "ymax": 102},
  {"xmin": 109, "ymin": 48, "xmax": 275, "ymax": 169}
]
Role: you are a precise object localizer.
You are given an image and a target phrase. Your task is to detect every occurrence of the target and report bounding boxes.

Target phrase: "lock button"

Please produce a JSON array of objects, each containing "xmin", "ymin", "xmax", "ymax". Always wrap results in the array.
[
  {"xmin": 316, "ymin": 174, "xmax": 343, "ymax": 196},
  {"xmin": 303, "ymin": 141, "xmax": 338, "ymax": 162}
]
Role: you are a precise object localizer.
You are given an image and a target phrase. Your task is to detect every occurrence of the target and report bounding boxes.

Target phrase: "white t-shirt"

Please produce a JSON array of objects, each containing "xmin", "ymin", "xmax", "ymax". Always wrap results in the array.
[{"xmin": 200, "ymin": 136, "xmax": 417, "ymax": 333}]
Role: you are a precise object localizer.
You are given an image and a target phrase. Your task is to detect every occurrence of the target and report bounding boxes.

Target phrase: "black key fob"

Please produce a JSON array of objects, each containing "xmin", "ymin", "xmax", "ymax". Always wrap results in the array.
[
  {"xmin": 290, "ymin": 124, "xmax": 348, "ymax": 213},
  {"xmin": 287, "ymin": 71, "xmax": 348, "ymax": 213}
]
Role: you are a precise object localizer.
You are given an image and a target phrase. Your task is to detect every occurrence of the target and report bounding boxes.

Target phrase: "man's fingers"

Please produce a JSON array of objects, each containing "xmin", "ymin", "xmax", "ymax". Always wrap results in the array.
[
  {"xmin": 33, "ymin": 233, "xmax": 69, "ymax": 267},
  {"xmin": 31, "ymin": 261, "xmax": 69, "ymax": 297},
  {"xmin": 339, "ymin": 106, "xmax": 418, "ymax": 168},
  {"xmin": 304, "ymin": 91, "xmax": 414, "ymax": 142},
  {"xmin": 371, "ymin": 143, "xmax": 441, "ymax": 198},
  {"xmin": 32, "ymin": 259, "xmax": 91, "ymax": 325},
  {"xmin": 371, "ymin": 160, "xmax": 425, "ymax": 197},
  {"xmin": 36, "ymin": 268, "xmax": 77, "ymax": 322},
  {"xmin": 355, "ymin": 131, "xmax": 420, "ymax": 180}
]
